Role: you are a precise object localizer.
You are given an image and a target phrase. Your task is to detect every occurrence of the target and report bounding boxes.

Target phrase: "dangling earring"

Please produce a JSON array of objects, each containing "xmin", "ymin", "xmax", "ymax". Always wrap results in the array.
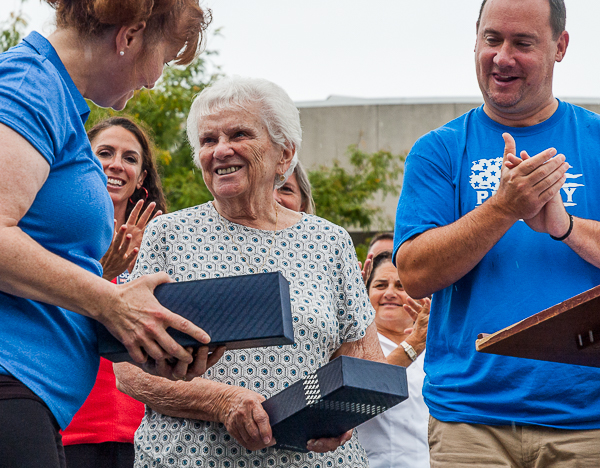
[{"xmin": 129, "ymin": 186, "xmax": 149, "ymax": 205}]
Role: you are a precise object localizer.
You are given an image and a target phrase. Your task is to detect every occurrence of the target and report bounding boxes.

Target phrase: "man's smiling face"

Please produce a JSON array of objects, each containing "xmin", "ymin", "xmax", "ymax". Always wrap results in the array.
[{"xmin": 475, "ymin": 0, "xmax": 567, "ymax": 123}]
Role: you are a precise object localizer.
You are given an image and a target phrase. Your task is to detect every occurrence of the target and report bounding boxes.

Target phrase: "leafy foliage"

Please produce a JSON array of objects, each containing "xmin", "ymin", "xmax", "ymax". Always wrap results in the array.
[
  {"xmin": 0, "ymin": 4, "xmax": 27, "ymax": 53},
  {"xmin": 309, "ymin": 145, "xmax": 404, "ymax": 231}
]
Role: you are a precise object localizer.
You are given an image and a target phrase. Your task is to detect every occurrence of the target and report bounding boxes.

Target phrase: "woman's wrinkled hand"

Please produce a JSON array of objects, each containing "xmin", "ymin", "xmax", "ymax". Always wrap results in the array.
[
  {"xmin": 100, "ymin": 200, "xmax": 161, "ymax": 280},
  {"xmin": 307, "ymin": 429, "xmax": 353, "ymax": 453},
  {"xmin": 98, "ymin": 272, "xmax": 212, "ymax": 377},
  {"xmin": 220, "ymin": 386, "xmax": 275, "ymax": 451}
]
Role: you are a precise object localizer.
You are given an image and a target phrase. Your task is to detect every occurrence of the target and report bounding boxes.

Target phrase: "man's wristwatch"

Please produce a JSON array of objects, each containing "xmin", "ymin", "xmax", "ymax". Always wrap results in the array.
[{"xmin": 400, "ymin": 341, "xmax": 418, "ymax": 362}]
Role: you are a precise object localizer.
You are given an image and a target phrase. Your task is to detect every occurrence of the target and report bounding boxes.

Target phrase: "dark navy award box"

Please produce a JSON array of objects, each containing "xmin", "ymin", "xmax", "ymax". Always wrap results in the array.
[
  {"xmin": 262, "ymin": 355, "xmax": 409, "ymax": 452},
  {"xmin": 97, "ymin": 272, "xmax": 294, "ymax": 362}
]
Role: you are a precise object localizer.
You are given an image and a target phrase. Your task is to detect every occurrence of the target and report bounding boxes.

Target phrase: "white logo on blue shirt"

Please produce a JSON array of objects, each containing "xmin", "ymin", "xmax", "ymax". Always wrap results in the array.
[
  {"xmin": 563, "ymin": 166, "xmax": 584, "ymax": 207},
  {"xmin": 470, "ymin": 158, "xmax": 502, "ymax": 205},
  {"xmin": 471, "ymin": 160, "xmax": 583, "ymax": 207}
]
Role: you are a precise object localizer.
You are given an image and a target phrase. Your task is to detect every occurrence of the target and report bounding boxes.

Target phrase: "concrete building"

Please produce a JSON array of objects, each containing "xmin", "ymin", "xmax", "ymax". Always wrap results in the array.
[{"xmin": 296, "ymin": 96, "xmax": 600, "ymax": 238}]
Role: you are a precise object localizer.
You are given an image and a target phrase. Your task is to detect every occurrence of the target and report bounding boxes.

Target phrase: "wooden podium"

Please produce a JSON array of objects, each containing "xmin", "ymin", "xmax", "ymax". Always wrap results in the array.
[{"xmin": 476, "ymin": 284, "xmax": 600, "ymax": 368}]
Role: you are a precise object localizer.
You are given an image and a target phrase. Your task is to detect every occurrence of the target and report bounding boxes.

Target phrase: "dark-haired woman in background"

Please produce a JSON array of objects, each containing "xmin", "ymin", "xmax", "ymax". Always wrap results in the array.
[
  {"xmin": 61, "ymin": 117, "xmax": 167, "ymax": 468},
  {"xmin": 0, "ymin": 2, "xmax": 221, "ymax": 467},
  {"xmin": 93, "ymin": 117, "xmax": 168, "ymax": 282}
]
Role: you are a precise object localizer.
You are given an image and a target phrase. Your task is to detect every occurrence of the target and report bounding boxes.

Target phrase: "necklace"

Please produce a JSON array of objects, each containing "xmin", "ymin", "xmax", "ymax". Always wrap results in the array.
[{"xmin": 216, "ymin": 204, "xmax": 278, "ymax": 274}]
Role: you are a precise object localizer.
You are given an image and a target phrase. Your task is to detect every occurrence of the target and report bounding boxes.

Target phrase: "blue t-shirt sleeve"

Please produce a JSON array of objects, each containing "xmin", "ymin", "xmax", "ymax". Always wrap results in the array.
[
  {"xmin": 393, "ymin": 135, "xmax": 456, "ymax": 263},
  {"xmin": 0, "ymin": 53, "xmax": 68, "ymax": 166}
]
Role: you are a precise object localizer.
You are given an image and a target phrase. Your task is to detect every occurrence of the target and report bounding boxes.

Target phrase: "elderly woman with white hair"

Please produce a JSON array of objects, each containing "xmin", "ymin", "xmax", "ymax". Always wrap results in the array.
[{"xmin": 114, "ymin": 76, "xmax": 385, "ymax": 468}]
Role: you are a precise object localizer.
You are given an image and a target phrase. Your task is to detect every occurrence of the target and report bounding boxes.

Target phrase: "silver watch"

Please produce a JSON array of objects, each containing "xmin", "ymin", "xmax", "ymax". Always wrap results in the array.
[{"xmin": 400, "ymin": 341, "xmax": 418, "ymax": 362}]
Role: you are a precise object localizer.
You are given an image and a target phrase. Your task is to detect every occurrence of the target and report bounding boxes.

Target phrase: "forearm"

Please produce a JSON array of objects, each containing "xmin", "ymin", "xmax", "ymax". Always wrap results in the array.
[
  {"xmin": 114, "ymin": 362, "xmax": 232, "ymax": 422},
  {"xmin": 332, "ymin": 323, "xmax": 386, "ymax": 363},
  {"xmin": 0, "ymin": 223, "xmax": 114, "ymax": 319},
  {"xmin": 563, "ymin": 217, "xmax": 600, "ymax": 269},
  {"xmin": 0, "ymin": 125, "xmax": 114, "ymax": 318},
  {"xmin": 397, "ymin": 197, "xmax": 517, "ymax": 298},
  {"xmin": 386, "ymin": 334, "xmax": 425, "ymax": 367}
]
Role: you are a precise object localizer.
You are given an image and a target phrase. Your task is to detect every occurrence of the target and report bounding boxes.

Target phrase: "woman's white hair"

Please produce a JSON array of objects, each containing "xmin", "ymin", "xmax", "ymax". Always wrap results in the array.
[{"xmin": 186, "ymin": 76, "xmax": 302, "ymax": 187}]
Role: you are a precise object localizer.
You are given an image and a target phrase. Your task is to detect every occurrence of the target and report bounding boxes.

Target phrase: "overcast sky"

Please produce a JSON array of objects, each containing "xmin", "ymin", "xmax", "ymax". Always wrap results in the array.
[{"xmin": 4, "ymin": 0, "xmax": 600, "ymax": 102}]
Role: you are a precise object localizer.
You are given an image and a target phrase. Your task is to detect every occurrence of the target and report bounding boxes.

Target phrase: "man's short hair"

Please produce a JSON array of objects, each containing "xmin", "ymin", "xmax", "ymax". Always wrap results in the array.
[
  {"xmin": 476, "ymin": 0, "xmax": 566, "ymax": 40},
  {"xmin": 368, "ymin": 232, "xmax": 394, "ymax": 252}
]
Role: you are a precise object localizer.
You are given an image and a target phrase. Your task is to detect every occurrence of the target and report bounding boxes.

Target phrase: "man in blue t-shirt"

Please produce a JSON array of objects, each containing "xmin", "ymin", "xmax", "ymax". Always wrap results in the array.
[{"xmin": 394, "ymin": 0, "xmax": 600, "ymax": 466}]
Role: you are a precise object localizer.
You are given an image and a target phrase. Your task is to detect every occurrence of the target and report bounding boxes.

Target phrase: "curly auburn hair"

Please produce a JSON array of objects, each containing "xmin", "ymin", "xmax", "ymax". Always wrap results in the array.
[{"xmin": 44, "ymin": 0, "xmax": 210, "ymax": 65}]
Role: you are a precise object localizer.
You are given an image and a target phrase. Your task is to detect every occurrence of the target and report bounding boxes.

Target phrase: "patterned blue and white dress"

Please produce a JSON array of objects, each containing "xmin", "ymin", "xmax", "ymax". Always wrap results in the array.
[{"xmin": 131, "ymin": 201, "xmax": 374, "ymax": 468}]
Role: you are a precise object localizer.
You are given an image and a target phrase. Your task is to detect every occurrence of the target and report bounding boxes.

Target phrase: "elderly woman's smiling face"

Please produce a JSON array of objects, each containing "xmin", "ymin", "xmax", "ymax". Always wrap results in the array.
[{"xmin": 197, "ymin": 103, "xmax": 290, "ymax": 203}]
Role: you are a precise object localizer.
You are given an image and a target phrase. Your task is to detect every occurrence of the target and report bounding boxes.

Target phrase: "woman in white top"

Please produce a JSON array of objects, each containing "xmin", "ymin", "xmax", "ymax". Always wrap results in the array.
[{"xmin": 358, "ymin": 250, "xmax": 431, "ymax": 468}]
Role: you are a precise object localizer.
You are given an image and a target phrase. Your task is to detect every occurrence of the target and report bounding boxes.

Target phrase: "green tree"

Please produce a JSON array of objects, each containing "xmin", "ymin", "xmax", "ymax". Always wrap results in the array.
[
  {"xmin": 1, "ymin": 2, "xmax": 27, "ymax": 53},
  {"xmin": 309, "ymin": 145, "xmax": 404, "ymax": 230}
]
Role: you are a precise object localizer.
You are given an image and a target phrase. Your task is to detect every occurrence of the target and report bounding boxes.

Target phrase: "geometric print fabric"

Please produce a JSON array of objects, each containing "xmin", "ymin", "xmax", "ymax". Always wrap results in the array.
[{"xmin": 131, "ymin": 202, "xmax": 373, "ymax": 467}]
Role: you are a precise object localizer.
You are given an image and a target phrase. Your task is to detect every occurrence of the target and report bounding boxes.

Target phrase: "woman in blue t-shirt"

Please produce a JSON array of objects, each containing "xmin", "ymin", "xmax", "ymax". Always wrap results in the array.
[{"xmin": 0, "ymin": 2, "xmax": 223, "ymax": 467}]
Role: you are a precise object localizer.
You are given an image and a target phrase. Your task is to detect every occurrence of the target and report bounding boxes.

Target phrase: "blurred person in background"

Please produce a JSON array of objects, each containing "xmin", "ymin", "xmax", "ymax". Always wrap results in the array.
[
  {"xmin": 361, "ymin": 232, "xmax": 394, "ymax": 282},
  {"xmin": 273, "ymin": 160, "xmax": 315, "ymax": 214},
  {"xmin": 94, "ymin": 117, "xmax": 167, "ymax": 282},
  {"xmin": 358, "ymin": 250, "xmax": 430, "ymax": 468},
  {"xmin": 61, "ymin": 116, "xmax": 167, "ymax": 468},
  {"xmin": 368, "ymin": 232, "xmax": 394, "ymax": 258}
]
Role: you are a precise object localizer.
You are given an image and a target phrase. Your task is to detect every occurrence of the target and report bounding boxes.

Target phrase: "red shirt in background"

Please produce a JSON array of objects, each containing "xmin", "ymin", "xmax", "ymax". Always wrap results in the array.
[{"xmin": 61, "ymin": 275, "xmax": 145, "ymax": 445}]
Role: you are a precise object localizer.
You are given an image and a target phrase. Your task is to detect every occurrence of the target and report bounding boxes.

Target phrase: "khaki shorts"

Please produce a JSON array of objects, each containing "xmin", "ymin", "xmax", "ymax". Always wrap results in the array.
[{"xmin": 428, "ymin": 416, "xmax": 600, "ymax": 468}]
